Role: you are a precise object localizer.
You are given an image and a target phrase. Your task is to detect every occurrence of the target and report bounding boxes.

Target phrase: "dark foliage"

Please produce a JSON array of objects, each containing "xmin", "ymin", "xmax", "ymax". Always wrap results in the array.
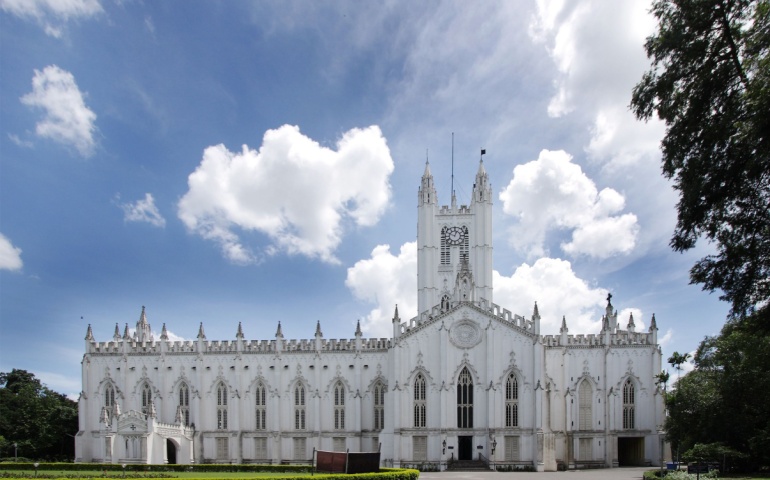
[
  {"xmin": 631, "ymin": 0, "xmax": 770, "ymax": 319},
  {"xmin": 0, "ymin": 370, "xmax": 78, "ymax": 461}
]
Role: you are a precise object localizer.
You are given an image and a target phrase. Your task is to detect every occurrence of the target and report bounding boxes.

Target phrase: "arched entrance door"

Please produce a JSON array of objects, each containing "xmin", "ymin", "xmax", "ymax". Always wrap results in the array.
[{"xmin": 166, "ymin": 439, "xmax": 177, "ymax": 464}]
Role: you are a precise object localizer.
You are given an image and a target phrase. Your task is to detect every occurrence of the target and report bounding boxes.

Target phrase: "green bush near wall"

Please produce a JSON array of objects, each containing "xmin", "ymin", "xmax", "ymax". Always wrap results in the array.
[{"xmin": 0, "ymin": 463, "xmax": 419, "ymax": 480}]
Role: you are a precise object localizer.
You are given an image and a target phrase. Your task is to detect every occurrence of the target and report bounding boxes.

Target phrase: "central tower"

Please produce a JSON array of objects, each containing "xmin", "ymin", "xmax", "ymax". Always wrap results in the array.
[{"xmin": 416, "ymin": 158, "xmax": 493, "ymax": 315}]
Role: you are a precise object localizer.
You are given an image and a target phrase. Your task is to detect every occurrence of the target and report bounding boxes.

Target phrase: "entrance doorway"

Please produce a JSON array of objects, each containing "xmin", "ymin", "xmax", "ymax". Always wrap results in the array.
[
  {"xmin": 166, "ymin": 439, "xmax": 177, "ymax": 464},
  {"xmin": 618, "ymin": 437, "xmax": 644, "ymax": 466},
  {"xmin": 458, "ymin": 436, "xmax": 473, "ymax": 461}
]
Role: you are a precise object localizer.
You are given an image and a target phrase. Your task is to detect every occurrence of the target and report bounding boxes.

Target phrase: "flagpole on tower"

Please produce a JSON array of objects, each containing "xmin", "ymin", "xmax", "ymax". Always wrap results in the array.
[{"xmin": 451, "ymin": 132, "xmax": 454, "ymax": 199}]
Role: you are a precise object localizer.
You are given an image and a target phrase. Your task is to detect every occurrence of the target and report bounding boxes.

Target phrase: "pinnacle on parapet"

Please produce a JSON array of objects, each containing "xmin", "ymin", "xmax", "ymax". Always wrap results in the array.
[
  {"xmin": 275, "ymin": 321, "xmax": 283, "ymax": 337},
  {"xmin": 602, "ymin": 315, "xmax": 610, "ymax": 332},
  {"xmin": 315, "ymin": 320, "xmax": 323, "ymax": 337},
  {"xmin": 113, "ymin": 323, "xmax": 120, "ymax": 340},
  {"xmin": 85, "ymin": 324, "xmax": 94, "ymax": 341},
  {"xmin": 138, "ymin": 305, "xmax": 148, "ymax": 325},
  {"xmin": 649, "ymin": 313, "xmax": 658, "ymax": 331},
  {"xmin": 392, "ymin": 304, "xmax": 400, "ymax": 323},
  {"xmin": 532, "ymin": 302, "xmax": 541, "ymax": 320},
  {"xmin": 236, "ymin": 322, "xmax": 244, "ymax": 339},
  {"xmin": 197, "ymin": 322, "xmax": 206, "ymax": 340},
  {"xmin": 560, "ymin": 316, "xmax": 568, "ymax": 334},
  {"xmin": 149, "ymin": 401, "xmax": 157, "ymax": 418},
  {"xmin": 355, "ymin": 319, "xmax": 362, "ymax": 336},
  {"xmin": 100, "ymin": 407, "xmax": 110, "ymax": 425},
  {"xmin": 123, "ymin": 323, "xmax": 130, "ymax": 340},
  {"xmin": 160, "ymin": 323, "xmax": 169, "ymax": 341},
  {"xmin": 627, "ymin": 312, "xmax": 636, "ymax": 329}
]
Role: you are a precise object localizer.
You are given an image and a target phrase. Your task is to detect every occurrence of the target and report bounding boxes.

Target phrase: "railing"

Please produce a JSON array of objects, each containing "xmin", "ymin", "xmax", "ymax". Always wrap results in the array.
[{"xmin": 477, "ymin": 452, "xmax": 490, "ymax": 469}]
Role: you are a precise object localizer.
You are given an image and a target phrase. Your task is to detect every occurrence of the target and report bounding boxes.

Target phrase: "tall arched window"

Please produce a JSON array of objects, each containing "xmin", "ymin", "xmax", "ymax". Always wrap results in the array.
[
  {"xmin": 440, "ymin": 227, "xmax": 450, "ymax": 265},
  {"xmin": 460, "ymin": 226, "xmax": 469, "ymax": 263},
  {"xmin": 578, "ymin": 379, "xmax": 592, "ymax": 430},
  {"xmin": 216, "ymin": 383, "xmax": 228, "ymax": 430},
  {"xmin": 104, "ymin": 384, "xmax": 116, "ymax": 422},
  {"xmin": 505, "ymin": 373, "xmax": 518, "ymax": 427},
  {"xmin": 413, "ymin": 374, "xmax": 426, "ymax": 428},
  {"xmin": 255, "ymin": 382, "xmax": 267, "ymax": 431},
  {"xmin": 333, "ymin": 381, "xmax": 345, "ymax": 430},
  {"xmin": 622, "ymin": 379, "xmax": 635, "ymax": 429},
  {"xmin": 178, "ymin": 383, "xmax": 190, "ymax": 426},
  {"xmin": 294, "ymin": 384, "xmax": 306, "ymax": 430},
  {"xmin": 457, "ymin": 367, "xmax": 473, "ymax": 428},
  {"xmin": 373, "ymin": 381, "xmax": 385, "ymax": 431},
  {"xmin": 141, "ymin": 383, "xmax": 152, "ymax": 415}
]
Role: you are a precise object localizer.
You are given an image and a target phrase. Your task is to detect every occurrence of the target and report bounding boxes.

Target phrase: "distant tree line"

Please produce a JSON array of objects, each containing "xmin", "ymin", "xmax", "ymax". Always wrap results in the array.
[{"xmin": 0, "ymin": 369, "xmax": 78, "ymax": 461}]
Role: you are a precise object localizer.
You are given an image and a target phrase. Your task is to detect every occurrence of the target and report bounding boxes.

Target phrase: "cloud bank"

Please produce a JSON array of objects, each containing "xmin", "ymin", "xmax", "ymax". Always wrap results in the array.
[
  {"xmin": 499, "ymin": 149, "xmax": 639, "ymax": 258},
  {"xmin": 178, "ymin": 125, "xmax": 394, "ymax": 264},
  {"xmin": 0, "ymin": 233, "xmax": 23, "ymax": 271},
  {"xmin": 20, "ymin": 65, "xmax": 97, "ymax": 157}
]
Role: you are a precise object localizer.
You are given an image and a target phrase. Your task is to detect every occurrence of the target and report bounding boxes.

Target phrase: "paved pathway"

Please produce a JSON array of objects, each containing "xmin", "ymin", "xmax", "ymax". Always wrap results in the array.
[{"xmin": 419, "ymin": 467, "xmax": 650, "ymax": 480}]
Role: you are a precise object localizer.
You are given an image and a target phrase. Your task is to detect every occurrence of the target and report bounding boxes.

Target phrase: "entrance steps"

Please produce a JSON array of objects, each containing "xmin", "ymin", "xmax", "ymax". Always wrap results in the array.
[{"xmin": 446, "ymin": 459, "xmax": 490, "ymax": 471}]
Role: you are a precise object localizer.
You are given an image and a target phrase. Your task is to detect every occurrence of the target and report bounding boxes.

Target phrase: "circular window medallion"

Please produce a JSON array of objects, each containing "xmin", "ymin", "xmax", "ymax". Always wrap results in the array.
[{"xmin": 450, "ymin": 319, "xmax": 482, "ymax": 348}]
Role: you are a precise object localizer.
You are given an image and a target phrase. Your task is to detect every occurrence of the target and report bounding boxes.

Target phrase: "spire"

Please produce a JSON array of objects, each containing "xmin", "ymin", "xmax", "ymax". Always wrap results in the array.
[
  {"xmin": 85, "ymin": 324, "xmax": 94, "ymax": 341},
  {"xmin": 355, "ymin": 319, "xmax": 362, "ymax": 336},
  {"xmin": 197, "ymin": 322, "xmax": 206, "ymax": 340},
  {"xmin": 275, "ymin": 321, "xmax": 283, "ymax": 337},
  {"xmin": 419, "ymin": 158, "xmax": 437, "ymax": 206},
  {"xmin": 649, "ymin": 313, "xmax": 658, "ymax": 331},
  {"xmin": 532, "ymin": 302, "xmax": 541, "ymax": 320},
  {"xmin": 560, "ymin": 316, "xmax": 568, "ymax": 334},
  {"xmin": 423, "ymin": 158, "xmax": 432, "ymax": 177},
  {"xmin": 315, "ymin": 320, "xmax": 323, "ymax": 337},
  {"xmin": 160, "ymin": 323, "xmax": 168, "ymax": 341},
  {"xmin": 605, "ymin": 293, "xmax": 614, "ymax": 317},
  {"xmin": 236, "ymin": 322, "xmax": 244, "ymax": 339},
  {"xmin": 392, "ymin": 304, "xmax": 400, "ymax": 323},
  {"xmin": 138, "ymin": 306, "xmax": 148, "ymax": 326}
]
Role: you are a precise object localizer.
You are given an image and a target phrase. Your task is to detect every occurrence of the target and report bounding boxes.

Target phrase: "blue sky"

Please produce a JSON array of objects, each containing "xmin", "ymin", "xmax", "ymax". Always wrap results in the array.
[{"xmin": 0, "ymin": 0, "xmax": 729, "ymax": 398}]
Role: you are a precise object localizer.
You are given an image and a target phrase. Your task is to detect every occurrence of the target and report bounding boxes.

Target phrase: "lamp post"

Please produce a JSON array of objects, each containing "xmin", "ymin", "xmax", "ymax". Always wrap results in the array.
[
  {"xmin": 14, "ymin": 442, "xmax": 17, "ymax": 462},
  {"xmin": 442, "ymin": 440, "xmax": 446, "ymax": 455},
  {"xmin": 122, "ymin": 464, "xmax": 126, "ymax": 478},
  {"xmin": 34, "ymin": 463, "xmax": 39, "ymax": 477},
  {"xmin": 491, "ymin": 438, "xmax": 497, "ymax": 456}
]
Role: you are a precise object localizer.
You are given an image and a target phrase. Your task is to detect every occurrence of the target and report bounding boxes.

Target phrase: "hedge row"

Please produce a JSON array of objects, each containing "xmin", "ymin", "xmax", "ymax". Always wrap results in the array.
[
  {"xmin": 0, "ymin": 464, "xmax": 313, "ymax": 473},
  {"xmin": 0, "ymin": 464, "xmax": 419, "ymax": 480}
]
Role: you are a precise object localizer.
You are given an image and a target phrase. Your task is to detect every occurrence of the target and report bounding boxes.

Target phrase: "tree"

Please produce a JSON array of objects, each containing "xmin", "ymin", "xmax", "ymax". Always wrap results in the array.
[
  {"xmin": 0, "ymin": 369, "xmax": 78, "ymax": 461},
  {"xmin": 663, "ymin": 308, "xmax": 770, "ymax": 470},
  {"xmin": 668, "ymin": 351, "xmax": 692, "ymax": 382},
  {"xmin": 631, "ymin": 0, "xmax": 770, "ymax": 319}
]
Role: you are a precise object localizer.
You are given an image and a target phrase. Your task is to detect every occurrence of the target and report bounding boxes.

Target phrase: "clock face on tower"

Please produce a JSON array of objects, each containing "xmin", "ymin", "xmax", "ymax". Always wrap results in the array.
[{"xmin": 446, "ymin": 226, "xmax": 464, "ymax": 245}]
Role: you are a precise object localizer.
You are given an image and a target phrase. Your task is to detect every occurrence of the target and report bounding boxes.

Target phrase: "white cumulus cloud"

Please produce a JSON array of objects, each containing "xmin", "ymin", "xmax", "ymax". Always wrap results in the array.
[
  {"xmin": 345, "ymin": 242, "xmax": 417, "ymax": 338},
  {"xmin": 20, "ymin": 65, "xmax": 97, "ymax": 157},
  {"xmin": 0, "ymin": 233, "xmax": 23, "ymax": 271},
  {"xmin": 178, "ymin": 125, "xmax": 394, "ymax": 264},
  {"xmin": 493, "ymin": 257, "xmax": 607, "ymax": 334},
  {"xmin": 499, "ymin": 149, "xmax": 639, "ymax": 258},
  {"xmin": 0, "ymin": 0, "xmax": 102, "ymax": 37},
  {"xmin": 120, "ymin": 193, "xmax": 166, "ymax": 228}
]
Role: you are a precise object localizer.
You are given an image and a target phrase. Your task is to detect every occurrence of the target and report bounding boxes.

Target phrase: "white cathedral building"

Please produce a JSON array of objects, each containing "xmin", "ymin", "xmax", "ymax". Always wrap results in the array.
[{"xmin": 76, "ymin": 159, "xmax": 665, "ymax": 471}]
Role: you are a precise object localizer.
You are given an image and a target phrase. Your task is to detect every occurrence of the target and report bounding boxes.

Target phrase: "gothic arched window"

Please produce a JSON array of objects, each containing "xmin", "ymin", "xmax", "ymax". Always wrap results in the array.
[
  {"xmin": 457, "ymin": 367, "xmax": 473, "ymax": 428},
  {"xmin": 333, "ymin": 381, "xmax": 345, "ymax": 430},
  {"xmin": 294, "ymin": 384, "xmax": 306, "ymax": 430},
  {"xmin": 440, "ymin": 227, "xmax": 450, "ymax": 265},
  {"xmin": 622, "ymin": 379, "xmax": 635, "ymax": 429},
  {"xmin": 141, "ymin": 383, "xmax": 152, "ymax": 415},
  {"xmin": 178, "ymin": 383, "xmax": 190, "ymax": 426},
  {"xmin": 255, "ymin": 382, "xmax": 267, "ymax": 431},
  {"xmin": 373, "ymin": 381, "xmax": 385, "ymax": 431},
  {"xmin": 104, "ymin": 384, "xmax": 116, "ymax": 423},
  {"xmin": 216, "ymin": 383, "xmax": 228, "ymax": 430},
  {"xmin": 578, "ymin": 379, "xmax": 592, "ymax": 430},
  {"xmin": 505, "ymin": 373, "xmax": 519, "ymax": 427},
  {"xmin": 413, "ymin": 374, "xmax": 426, "ymax": 428}
]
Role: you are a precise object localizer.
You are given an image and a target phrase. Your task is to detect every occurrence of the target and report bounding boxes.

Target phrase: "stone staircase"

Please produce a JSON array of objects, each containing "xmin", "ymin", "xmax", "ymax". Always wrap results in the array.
[{"xmin": 446, "ymin": 459, "xmax": 490, "ymax": 471}]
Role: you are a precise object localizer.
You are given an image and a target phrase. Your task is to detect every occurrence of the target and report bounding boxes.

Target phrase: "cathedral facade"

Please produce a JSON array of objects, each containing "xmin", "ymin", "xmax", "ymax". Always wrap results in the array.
[{"xmin": 76, "ymin": 160, "xmax": 665, "ymax": 471}]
